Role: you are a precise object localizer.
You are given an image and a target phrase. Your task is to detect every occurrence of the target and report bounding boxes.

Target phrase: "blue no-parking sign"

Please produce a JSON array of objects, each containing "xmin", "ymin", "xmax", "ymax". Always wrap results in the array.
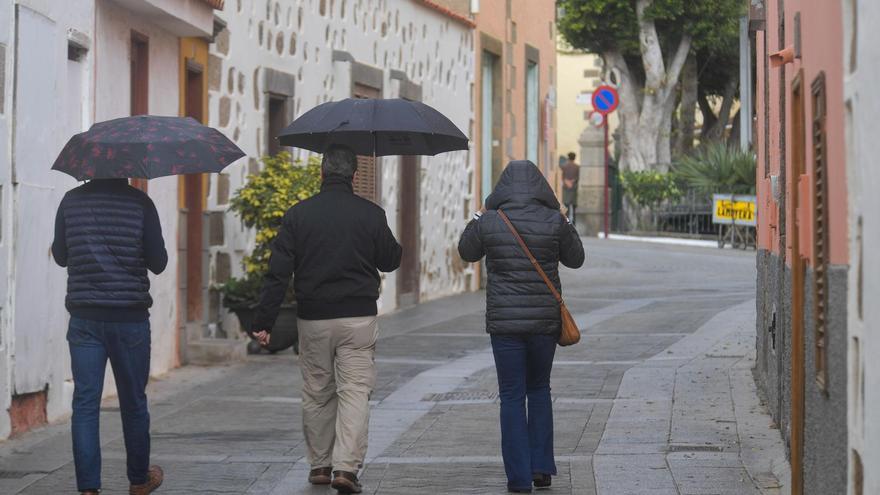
[{"xmin": 592, "ymin": 85, "xmax": 620, "ymax": 115}]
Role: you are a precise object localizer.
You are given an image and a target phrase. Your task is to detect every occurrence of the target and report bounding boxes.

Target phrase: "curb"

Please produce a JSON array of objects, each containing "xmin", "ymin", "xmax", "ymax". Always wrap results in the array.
[{"xmin": 597, "ymin": 233, "xmax": 719, "ymax": 249}]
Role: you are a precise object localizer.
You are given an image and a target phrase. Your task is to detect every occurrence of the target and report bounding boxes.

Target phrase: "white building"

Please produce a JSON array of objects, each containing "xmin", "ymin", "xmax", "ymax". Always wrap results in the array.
[
  {"xmin": 844, "ymin": 1, "xmax": 879, "ymax": 493},
  {"xmin": 206, "ymin": 0, "xmax": 477, "ymax": 334},
  {"xmin": 0, "ymin": 0, "xmax": 218, "ymax": 439}
]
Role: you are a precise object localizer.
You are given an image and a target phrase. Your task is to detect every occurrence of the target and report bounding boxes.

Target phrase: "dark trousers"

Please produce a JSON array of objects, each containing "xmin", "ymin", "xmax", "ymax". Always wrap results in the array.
[
  {"xmin": 67, "ymin": 317, "xmax": 151, "ymax": 491},
  {"xmin": 490, "ymin": 334, "xmax": 558, "ymax": 490},
  {"xmin": 564, "ymin": 203, "xmax": 577, "ymax": 226}
]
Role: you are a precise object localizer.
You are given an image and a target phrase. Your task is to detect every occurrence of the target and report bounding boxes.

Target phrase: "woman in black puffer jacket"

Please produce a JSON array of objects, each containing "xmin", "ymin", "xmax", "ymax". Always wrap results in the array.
[{"xmin": 459, "ymin": 160, "xmax": 585, "ymax": 493}]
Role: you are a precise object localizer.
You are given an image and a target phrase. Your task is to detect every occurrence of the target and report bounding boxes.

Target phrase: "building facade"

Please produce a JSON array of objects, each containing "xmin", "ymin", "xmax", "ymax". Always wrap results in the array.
[
  {"xmin": 0, "ymin": 0, "xmax": 219, "ymax": 439},
  {"xmin": 751, "ymin": 1, "xmax": 848, "ymax": 494},
  {"xmin": 843, "ymin": 1, "xmax": 878, "ymax": 494},
  {"xmin": 206, "ymin": 0, "xmax": 477, "ymax": 336},
  {"xmin": 470, "ymin": 0, "xmax": 557, "ymax": 208}
]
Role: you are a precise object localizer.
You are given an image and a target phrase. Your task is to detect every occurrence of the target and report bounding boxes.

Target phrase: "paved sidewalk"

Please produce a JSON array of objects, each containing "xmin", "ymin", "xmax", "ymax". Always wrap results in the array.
[{"xmin": 0, "ymin": 239, "xmax": 789, "ymax": 494}]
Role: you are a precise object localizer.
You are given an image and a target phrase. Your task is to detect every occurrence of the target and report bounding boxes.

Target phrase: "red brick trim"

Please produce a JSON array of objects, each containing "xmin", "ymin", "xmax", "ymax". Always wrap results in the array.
[{"xmin": 414, "ymin": 0, "xmax": 476, "ymax": 28}]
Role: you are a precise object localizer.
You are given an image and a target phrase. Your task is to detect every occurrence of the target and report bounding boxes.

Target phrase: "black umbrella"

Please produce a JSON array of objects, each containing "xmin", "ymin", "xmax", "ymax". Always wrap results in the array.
[
  {"xmin": 52, "ymin": 115, "xmax": 245, "ymax": 181},
  {"xmin": 277, "ymin": 98, "xmax": 468, "ymax": 156}
]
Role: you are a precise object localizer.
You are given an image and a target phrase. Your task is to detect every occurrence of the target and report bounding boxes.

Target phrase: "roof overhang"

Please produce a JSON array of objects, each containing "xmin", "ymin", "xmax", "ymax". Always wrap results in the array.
[{"xmin": 108, "ymin": 0, "xmax": 215, "ymax": 37}]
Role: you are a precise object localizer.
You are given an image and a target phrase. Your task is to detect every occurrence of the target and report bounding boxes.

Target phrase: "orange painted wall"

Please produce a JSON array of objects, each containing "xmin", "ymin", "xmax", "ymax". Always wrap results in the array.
[
  {"xmin": 755, "ymin": 0, "xmax": 848, "ymax": 266},
  {"xmin": 473, "ymin": 0, "xmax": 558, "ymax": 200}
]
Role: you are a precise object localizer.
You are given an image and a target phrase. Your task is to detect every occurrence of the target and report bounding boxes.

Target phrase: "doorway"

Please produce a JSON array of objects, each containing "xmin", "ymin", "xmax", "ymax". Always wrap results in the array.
[
  {"xmin": 397, "ymin": 155, "xmax": 420, "ymax": 307},
  {"xmin": 183, "ymin": 61, "xmax": 205, "ymax": 325},
  {"xmin": 480, "ymin": 50, "xmax": 501, "ymax": 203},
  {"xmin": 790, "ymin": 70, "xmax": 806, "ymax": 495},
  {"xmin": 130, "ymin": 32, "xmax": 149, "ymax": 192}
]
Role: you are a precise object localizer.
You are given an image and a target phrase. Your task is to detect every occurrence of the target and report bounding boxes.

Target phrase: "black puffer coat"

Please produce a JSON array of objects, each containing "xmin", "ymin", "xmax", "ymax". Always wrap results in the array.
[{"xmin": 459, "ymin": 161, "xmax": 585, "ymax": 335}]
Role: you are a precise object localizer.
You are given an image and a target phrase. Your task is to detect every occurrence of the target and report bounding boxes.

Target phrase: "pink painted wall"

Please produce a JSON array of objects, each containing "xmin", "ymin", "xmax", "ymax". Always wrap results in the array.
[{"xmin": 755, "ymin": 0, "xmax": 848, "ymax": 265}]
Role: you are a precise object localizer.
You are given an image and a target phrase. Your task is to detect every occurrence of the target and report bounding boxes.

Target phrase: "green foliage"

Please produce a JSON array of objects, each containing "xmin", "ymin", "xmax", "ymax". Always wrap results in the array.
[
  {"xmin": 620, "ymin": 170, "xmax": 682, "ymax": 208},
  {"xmin": 220, "ymin": 152, "xmax": 322, "ymax": 308},
  {"xmin": 558, "ymin": 0, "xmax": 744, "ymax": 59},
  {"xmin": 672, "ymin": 143, "xmax": 756, "ymax": 194}
]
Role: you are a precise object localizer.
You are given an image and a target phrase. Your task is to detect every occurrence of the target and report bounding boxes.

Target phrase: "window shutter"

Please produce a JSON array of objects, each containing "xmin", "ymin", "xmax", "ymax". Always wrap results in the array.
[
  {"xmin": 353, "ymin": 154, "xmax": 378, "ymax": 204},
  {"xmin": 811, "ymin": 72, "xmax": 829, "ymax": 391}
]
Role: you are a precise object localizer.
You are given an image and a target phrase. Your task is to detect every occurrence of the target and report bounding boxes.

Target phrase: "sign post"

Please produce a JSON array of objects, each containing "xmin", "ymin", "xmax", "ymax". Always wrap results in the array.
[{"xmin": 591, "ymin": 85, "xmax": 619, "ymax": 238}]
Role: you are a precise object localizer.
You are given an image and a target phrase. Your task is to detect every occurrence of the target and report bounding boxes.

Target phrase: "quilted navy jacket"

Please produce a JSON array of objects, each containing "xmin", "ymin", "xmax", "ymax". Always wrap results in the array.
[
  {"xmin": 52, "ymin": 179, "xmax": 168, "ymax": 322},
  {"xmin": 458, "ymin": 160, "xmax": 585, "ymax": 336}
]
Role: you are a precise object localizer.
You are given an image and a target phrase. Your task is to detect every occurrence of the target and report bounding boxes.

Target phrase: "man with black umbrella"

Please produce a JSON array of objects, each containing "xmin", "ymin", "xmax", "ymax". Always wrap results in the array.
[{"xmin": 250, "ymin": 145, "xmax": 402, "ymax": 494}]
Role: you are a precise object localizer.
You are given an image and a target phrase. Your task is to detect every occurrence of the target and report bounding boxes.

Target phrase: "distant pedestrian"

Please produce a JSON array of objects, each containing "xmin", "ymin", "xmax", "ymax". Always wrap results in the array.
[
  {"xmin": 560, "ymin": 152, "xmax": 580, "ymax": 226},
  {"xmin": 459, "ymin": 160, "xmax": 585, "ymax": 493},
  {"xmin": 52, "ymin": 179, "xmax": 168, "ymax": 495},
  {"xmin": 250, "ymin": 145, "xmax": 402, "ymax": 494}
]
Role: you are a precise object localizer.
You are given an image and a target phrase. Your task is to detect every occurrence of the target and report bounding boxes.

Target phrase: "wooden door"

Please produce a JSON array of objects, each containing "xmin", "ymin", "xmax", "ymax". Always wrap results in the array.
[
  {"xmin": 790, "ymin": 71, "xmax": 806, "ymax": 495},
  {"xmin": 397, "ymin": 155, "xmax": 419, "ymax": 306},
  {"xmin": 183, "ymin": 63, "xmax": 205, "ymax": 323},
  {"xmin": 130, "ymin": 32, "xmax": 149, "ymax": 192}
]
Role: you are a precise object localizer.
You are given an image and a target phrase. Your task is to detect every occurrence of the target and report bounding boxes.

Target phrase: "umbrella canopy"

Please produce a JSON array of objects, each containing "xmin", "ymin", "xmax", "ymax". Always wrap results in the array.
[
  {"xmin": 52, "ymin": 115, "xmax": 245, "ymax": 181},
  {"xmin": 277, "ymin": 98, "xmax": 469, "ymax": 156}
]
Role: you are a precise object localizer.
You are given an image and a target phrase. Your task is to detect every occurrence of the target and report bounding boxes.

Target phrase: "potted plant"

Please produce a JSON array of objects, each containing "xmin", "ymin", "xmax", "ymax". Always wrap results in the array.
[{"xmin": 220, "ymin": 151, "xmax": 322, "ymax": 354}]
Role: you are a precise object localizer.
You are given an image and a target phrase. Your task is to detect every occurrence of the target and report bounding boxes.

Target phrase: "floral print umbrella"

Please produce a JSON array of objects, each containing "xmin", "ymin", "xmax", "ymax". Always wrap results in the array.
[{"xmin": 52, "ymin": 115, "xmax": 245, "ymax": 181}]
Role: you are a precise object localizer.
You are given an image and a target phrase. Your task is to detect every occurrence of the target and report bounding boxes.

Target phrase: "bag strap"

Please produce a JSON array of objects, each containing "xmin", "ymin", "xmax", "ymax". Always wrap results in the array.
[{"xmin": 497, "ymin": 210, "xmax": 563, "ymax": 305}]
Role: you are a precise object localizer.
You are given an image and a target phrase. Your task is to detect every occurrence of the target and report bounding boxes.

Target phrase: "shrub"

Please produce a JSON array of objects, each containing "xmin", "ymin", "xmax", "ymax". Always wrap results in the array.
[
  {"xmin": 620, "ymin": 170, "xmax": 682, "ymax": 208},
  {"xmin": 221, "ymin": 152, "xmax": 322, "ymax": 308},
  {"xmin": 673, "ymin": 143, "xmax": 756, "ymax": 194}
]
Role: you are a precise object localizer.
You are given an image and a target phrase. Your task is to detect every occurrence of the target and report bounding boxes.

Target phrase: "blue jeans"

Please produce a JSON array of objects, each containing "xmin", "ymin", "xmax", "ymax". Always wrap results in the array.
[
  {"xmin": 491, "ymin": 334, "xmax": 558, "ymax": 490},
  {"xmin": 67, "ymin": 317, "xmax": 151, "ymax": 491}
]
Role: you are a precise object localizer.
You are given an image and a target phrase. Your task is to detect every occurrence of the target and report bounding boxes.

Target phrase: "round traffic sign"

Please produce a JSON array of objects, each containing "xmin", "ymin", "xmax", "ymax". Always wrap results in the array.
[
  {"xmin": 592, "ymin": 85, "xmax": 619, "ymax": 115},
  {"xmin": 588, "ymin": 111, "xmax": 605, "ymax": 128}
]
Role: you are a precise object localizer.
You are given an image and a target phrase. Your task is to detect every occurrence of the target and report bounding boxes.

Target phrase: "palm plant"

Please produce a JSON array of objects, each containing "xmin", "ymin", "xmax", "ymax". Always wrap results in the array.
[{"xmin": 673, "ymin": 143, "xmax": 756, "ymax": 194}]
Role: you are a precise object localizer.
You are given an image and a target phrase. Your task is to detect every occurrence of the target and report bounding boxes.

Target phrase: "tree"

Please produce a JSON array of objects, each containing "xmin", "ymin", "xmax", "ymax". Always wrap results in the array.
[{"xmin": 558, "ymin": 0, "xmax": 744, "ymax": 170}]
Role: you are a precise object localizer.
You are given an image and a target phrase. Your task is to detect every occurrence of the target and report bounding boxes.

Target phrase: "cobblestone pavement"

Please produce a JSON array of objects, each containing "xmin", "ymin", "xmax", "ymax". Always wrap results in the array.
[{"xmin": 0, "ymin": 238, "xmax": 790, "ymax": 494}]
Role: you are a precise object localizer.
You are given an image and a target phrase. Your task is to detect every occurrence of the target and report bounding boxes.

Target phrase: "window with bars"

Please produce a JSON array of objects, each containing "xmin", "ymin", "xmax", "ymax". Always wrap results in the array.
[{"xmin": 811, "ymin": 71, "xmax": 829, "ymax": 391}]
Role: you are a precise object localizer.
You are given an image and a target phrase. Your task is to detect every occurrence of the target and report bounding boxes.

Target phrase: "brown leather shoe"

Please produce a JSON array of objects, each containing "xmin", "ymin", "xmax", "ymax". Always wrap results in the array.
[
  {"xmin": 129, "ymin": 465, "xmax": 164, "ymax": 495},
  {"xmin": 331, "ymin": 471, "xmax": 363, "ymax": 494},
  {"xmin": 308, "ymin": 467, "xmax": 332, "ymax": 485}
]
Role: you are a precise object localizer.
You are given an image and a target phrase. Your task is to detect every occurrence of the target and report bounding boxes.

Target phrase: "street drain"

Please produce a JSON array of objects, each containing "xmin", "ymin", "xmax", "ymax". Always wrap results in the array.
[
  {"xmin": 667, "ymin": 444, "xmax": 726, "ymax": 453},
  {"xmin": 423, "ymin": 391, "xmax": 498, "ymax": 402}
]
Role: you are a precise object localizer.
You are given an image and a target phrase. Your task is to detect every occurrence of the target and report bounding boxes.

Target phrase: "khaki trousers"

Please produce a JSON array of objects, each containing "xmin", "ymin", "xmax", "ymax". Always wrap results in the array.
[{"xmin": 297, "ymin": 316, "xmax": 378, "ymax": 473}]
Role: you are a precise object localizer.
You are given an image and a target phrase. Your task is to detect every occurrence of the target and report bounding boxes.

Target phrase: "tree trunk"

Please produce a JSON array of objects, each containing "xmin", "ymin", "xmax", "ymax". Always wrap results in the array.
[
  {"xmin": 701, "ymin": 78, "xmax": 738, "ymax": 143},
  {"xmin": 698, "ymin": 90, "xmax": 718, "ymax": 141},
  {"xmin": 604, "ymin": 51, "xmax": 643, "ymax": 171},
  {"xmin": 675, "ymin": 53, "xmax": 698, "ymax": 157},
  {"xmin": 728, "ymin": 109, "xmax": 742, "ymax": 148},
  {"xmin": 626, "ymin": 0, "xmax": 691, "ymax": 172}
]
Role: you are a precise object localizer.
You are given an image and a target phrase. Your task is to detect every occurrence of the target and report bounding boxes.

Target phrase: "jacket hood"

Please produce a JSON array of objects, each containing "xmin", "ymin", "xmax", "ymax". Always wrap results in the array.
[{"xmin": 485, "ymin": 160, "xmax": 560, "ymax": 210}]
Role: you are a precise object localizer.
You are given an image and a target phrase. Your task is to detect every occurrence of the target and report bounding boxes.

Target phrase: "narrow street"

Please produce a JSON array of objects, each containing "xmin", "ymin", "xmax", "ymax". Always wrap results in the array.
[{"xmin": 0, "ymin": 238, "xmax": 789, "ymax": 494}]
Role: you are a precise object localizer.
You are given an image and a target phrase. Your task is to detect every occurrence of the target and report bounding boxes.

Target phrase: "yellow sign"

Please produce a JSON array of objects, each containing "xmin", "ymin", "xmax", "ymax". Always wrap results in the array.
[{"xmin": 712, "ymin": 195, "xmax": 757, "ymax": 226}]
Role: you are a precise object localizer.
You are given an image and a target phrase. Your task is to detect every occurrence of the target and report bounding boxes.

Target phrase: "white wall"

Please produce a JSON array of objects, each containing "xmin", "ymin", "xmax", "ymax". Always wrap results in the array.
[
  {"xmin": 844, "ymin": 0, "xmax": 880, "ymax": 493},
  {"xmin": 0, "ymin": 0, "xmax": 16, "ymax": 440},
  {"xmin": 94, "ymin": 0, "xmax": 181, "ymax": 378},
  {"xmin": 7, "ymin": 0, "xmax": 94, "ymax": 432},
  {"xmin": 209, "ymin": 0, "xmax": 475, "ymax": 326}
]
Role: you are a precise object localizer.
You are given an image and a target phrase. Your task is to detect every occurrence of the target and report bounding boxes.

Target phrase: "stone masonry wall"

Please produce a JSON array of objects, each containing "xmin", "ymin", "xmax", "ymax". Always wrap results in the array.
[{"xmin": 208, "ymin": 0, "xmax": 475, "ymax": 332}]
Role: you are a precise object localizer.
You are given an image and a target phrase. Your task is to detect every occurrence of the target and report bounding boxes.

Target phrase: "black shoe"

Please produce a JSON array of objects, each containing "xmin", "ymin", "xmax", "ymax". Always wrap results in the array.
[
  {"xmin": 331, "ymin": 471, "xmax": 363, "ymax": 494},
  {"xmin": 508, "ymin": 487, "xmax": 532, "ymax": 493},
  {"xmin": 533, "ymin": 473, "xmax": 552, "ymax": 489}
]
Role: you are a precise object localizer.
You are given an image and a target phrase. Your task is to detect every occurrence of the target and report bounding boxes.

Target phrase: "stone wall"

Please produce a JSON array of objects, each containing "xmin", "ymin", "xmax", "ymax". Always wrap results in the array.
[
  {"xmin": 755, "ymin": 248, "xmax": 849, "ymax": 493},
  {"xmin": 208, "ymin": 0, "xmax": 475, "ymax": 331}
]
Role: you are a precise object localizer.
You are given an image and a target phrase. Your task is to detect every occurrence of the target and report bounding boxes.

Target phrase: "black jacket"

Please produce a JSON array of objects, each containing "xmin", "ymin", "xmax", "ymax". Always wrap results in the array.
[
  {"xmin": 459, "ymin": 161, "xmax": 585, "ymax": 335},
  {"xmin": 52, "ymin": 179, "xmax": 168, "ymax": 322},
  {"xmin": 253, "ymin": 176, "xmax": 402, "ymax": 330}
]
